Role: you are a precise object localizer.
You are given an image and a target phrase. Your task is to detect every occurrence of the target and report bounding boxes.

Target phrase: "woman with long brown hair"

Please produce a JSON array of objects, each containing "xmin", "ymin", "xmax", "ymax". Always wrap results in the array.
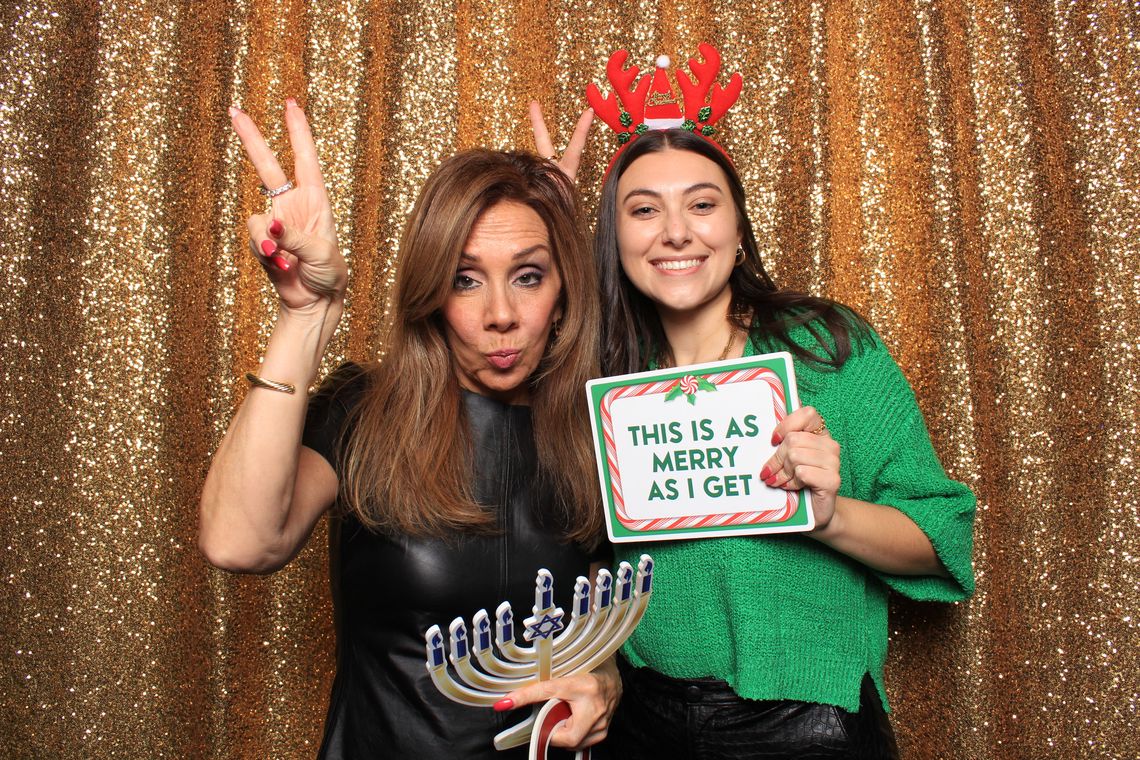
[{"xmin": 199, "ymin": 99, "xmax": 615, "ymax": 758}]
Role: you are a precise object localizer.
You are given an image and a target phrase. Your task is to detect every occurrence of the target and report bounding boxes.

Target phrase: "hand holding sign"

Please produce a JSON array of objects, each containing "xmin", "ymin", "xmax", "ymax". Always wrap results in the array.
[
  {"xmin": 761, "ymin": 406, "xmax": 840, "ymax": 531},
  {"xmin": 588, "ymin": 353, "xmax": 816, "ymax": 542}
]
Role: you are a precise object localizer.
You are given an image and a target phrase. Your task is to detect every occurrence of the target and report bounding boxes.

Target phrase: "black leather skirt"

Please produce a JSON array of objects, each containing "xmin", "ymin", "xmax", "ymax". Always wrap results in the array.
[{"xmin": 607, "ymin": 659, "xmax": 899, "ymax": 759}]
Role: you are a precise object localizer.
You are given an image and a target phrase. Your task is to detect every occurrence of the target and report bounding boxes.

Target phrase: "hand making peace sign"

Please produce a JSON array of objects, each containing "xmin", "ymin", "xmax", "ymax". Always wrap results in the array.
[
  {"xmin": 229, "ymin": 99, "xmax": 348, "ymax": 315},
  {"xmin": 528, "ymin": 101, "xmax": 594, "ymax": 183}
]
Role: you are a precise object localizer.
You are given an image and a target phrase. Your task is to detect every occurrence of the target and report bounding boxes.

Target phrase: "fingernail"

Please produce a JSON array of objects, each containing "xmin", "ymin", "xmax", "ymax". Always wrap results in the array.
[
  {"xmin": 228, "ymin": 106, "xmax": 240, "ymax": 118},
  {"xmin": 260, "ymin": 239, "xmax": 277, "ymax": 257},
  {"xmin": 269, "ymin": 219, "xmax": 283, "ymax": 237},
  {"xmin": 771, "ymin": 431, "xmax": 783, "ymax": 445},
  {"xmin": 273, "ymin": 254, "xmax": 290, "ymax": 271},
  {"xmin": 286, "ymin": 97, "xmax": 298, "ymax": 108},
  {"xmin": 493, "ymin": 698, "xmax": 514, "ymax": 712},
  {"xmin": 760, "ymin": 465, "xmax": 771, "ymax": 480}
]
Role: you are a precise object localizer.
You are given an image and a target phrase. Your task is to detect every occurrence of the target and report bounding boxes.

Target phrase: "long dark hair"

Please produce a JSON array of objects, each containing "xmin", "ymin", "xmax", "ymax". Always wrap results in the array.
[
  {"xmin": 594, "ymin": 129, "xmax": 867, "ymax": 375},
  {"xmin": 342, "ymin": 150, "xmax": 602, "ymax": 547}
]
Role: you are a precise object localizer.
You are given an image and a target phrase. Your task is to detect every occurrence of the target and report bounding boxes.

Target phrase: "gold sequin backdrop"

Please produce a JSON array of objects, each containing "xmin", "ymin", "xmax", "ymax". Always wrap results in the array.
[{"xmin": 1, "ymin": 0, "xmax": 1137, "ymax": 757}]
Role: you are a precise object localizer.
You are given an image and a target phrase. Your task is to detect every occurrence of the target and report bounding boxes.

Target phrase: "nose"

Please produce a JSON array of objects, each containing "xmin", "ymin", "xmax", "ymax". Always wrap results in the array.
[
  {"xmin": 661, "ymin": 210, "xmax": 691, "ymax": 248},
  {"xmin": 484, "ymin": 283, "xmax": 518, "ymax": 332}
]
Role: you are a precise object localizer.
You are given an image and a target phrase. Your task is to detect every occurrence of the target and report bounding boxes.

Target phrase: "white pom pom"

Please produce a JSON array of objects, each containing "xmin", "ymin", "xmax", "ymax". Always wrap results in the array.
[{"xmin": 656, "ymin": 55, "xmax": 671, "ymax": 69}]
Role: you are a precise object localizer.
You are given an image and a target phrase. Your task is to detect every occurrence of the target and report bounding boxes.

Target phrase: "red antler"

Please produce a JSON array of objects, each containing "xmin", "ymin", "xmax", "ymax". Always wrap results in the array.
[
  {"xmin": 675, "ymin": 43, "xmax": 742, "ymax": 125},
  {"xmin": 586, "ymin": 50, "xmax": 652, "ymax": 132}
]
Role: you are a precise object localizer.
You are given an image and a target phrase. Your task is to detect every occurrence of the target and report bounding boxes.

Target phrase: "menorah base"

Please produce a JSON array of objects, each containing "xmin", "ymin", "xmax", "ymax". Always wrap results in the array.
[{"xmin": 491, "ymin": 699, "xmax": 589, "ymax": 759}]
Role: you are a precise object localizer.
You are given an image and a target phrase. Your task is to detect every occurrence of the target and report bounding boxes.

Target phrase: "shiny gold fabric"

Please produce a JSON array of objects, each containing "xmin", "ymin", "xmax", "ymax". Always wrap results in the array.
[{"xmin": 2, "ymin": 1, "xmax": 1137, "ymax": 757}]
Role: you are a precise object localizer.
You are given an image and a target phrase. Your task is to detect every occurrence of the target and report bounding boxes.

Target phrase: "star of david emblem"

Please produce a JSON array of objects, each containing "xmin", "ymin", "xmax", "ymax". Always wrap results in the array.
[{"xmin": 525, "ymin": 612, "xmax": 565, "ymax": 640}]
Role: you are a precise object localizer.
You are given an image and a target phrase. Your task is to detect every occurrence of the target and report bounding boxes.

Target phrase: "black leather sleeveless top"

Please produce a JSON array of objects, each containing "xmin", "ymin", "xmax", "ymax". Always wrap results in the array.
[{"xmin": 303, "ymin": 365, "xmax": 603, "ymax": 759}]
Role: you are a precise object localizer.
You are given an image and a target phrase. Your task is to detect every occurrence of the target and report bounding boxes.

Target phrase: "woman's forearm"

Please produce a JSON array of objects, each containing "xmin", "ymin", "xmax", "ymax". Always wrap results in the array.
[
  {"xmin": 198, "ymin": 302, "xmax": 342, "ymax": 573},
  {"xmin": 808, "ymin": 496, "xmax": 949, "ymax": 577}
]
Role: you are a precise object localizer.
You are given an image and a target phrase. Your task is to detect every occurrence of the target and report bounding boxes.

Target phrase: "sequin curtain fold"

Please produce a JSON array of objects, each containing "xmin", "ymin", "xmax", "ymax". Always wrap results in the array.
[{"xmin": 1, "ymin": 0, "xmax": 1136, "ymax": 757}]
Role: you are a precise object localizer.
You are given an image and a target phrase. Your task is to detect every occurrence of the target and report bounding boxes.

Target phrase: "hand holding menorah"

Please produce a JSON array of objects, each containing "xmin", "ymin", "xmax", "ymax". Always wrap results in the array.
[{"xmin": 425, "ymin": 554, "xmax": 654, "ymax": 759}]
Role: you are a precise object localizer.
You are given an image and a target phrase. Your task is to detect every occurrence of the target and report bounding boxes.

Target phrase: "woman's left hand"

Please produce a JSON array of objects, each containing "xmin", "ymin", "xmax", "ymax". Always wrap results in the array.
[
  {"xmin": 761, "ymin": 406, "xmax": 841, "ymax": 530},
  {"xmin": 495, "ymin": 657, "xmax": 621, "ymax": 750}
]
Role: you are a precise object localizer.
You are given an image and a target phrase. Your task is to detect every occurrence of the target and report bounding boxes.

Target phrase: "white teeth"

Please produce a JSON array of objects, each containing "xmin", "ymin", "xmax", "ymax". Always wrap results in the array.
[{"xmin": 654, "ymin": 258, "xmax": 704, "ymax": 271}]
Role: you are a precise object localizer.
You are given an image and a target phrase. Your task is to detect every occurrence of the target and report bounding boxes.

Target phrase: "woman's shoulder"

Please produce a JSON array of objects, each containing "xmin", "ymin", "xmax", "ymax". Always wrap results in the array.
[
  {"xmin": 310, "ymin": 361, "xmax": 372, "ymax": 410},
  {"xmin": 750, "ymin": 305, "xmax": 881, "ymax": 366},
  {"xmin": 303, "ymin": 362, "xmax": 374, "ymax": 463}
]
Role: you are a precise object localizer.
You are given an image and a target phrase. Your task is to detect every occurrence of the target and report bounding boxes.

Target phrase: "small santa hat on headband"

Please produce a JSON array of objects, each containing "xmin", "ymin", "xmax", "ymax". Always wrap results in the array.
[{"xmin": 643, "ymin": 55, "xmax": 685, "ymax": 129}]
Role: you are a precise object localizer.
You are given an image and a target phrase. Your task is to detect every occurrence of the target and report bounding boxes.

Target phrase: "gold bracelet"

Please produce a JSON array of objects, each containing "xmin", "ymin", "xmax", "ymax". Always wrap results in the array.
[{"xmin": 244, "ymin": 371, "xmax": 296, "ymax": 395}]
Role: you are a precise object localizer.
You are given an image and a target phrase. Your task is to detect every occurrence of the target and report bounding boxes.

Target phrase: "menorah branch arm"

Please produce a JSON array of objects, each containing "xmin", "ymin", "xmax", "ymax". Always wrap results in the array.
[
  {"xmin": 425, "ymin": 663, "xmax": 503, "ymax": 707},
  {"xmin": 549, "ymin": 604, "xmax": 612, "ymax": 663},
  {"xmin": 475, "ymin": 648, "xmax": 539, "ymax": 677},
  {"xmin": 453, "ymin": 655, "xmax": 542, "ymax": 692},
  {"xmin": 553, "ymin": 591, "xmax": 651, "ymax": 677}
]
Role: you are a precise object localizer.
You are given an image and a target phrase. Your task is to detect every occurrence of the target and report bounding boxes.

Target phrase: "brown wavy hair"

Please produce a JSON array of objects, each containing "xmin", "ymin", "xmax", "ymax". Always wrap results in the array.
[
  {"xmin": 340, "ymin": 150, "xmax": 602, "ymax": 547},
  {"xmin": 594, "ymin": 129, "xmax": 868, "ymax": 376}
]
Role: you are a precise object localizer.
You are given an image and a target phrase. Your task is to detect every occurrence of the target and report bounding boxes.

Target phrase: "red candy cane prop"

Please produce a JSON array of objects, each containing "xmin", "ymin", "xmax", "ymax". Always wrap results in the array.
[{"xmin": 600, "ymin": 367, "xmax": 799, "ymax": 532}]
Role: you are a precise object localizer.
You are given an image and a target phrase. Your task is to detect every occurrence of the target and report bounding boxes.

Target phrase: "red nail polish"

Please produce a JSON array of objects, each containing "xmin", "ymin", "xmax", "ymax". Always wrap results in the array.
[
  {"xmin": 269, "ymin": 219, "xmax": 283, "ymax": 237},
  {"xmin": 771, "ymin": 431, "xmax": 783, "ymax": 445},
  {"xmin": 260, "ymin": 239, "xmax": 276, "ymax": 257},
  {"xmin": 273, "ymin": 255, "xmax": 290, "ymax": 271},
  {"xmin": 493, "ymin": 698, "xmax": 514, "ymax": 712},
  {"xmin": 760, "ymin": 465, "xmax": 771, "ymax": 480}
]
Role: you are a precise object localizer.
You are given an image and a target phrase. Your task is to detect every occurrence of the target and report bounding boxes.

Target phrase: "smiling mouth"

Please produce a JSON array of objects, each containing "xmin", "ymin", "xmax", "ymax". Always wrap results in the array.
[
  {"xmin": 486, "ymin": 350, "xmax": 521, "ymax": 369},
  {"xmin": 652, "ymin": 257, "xmax": 707, "ymax": 272}
]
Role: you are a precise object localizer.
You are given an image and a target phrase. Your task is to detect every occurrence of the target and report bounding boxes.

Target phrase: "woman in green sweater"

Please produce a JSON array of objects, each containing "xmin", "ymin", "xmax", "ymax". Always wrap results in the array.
[{"xmin": 587, "ymin": 126, "xmax": 976, "ymax": 757}]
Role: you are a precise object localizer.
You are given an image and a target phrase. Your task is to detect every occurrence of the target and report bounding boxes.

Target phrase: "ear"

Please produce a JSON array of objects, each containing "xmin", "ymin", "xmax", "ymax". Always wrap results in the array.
[{"xmin": 553, "ymin": 291, "xmax": 565, "ymax": 325}]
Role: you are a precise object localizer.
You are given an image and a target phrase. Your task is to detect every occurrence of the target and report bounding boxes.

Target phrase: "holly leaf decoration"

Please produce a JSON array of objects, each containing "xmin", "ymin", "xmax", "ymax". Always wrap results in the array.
[
  {"xmin": 664, "ymin": 385, "xmax": 685, "ymax": 402},
  {"xmin": 619, "ymin": 111, "xmax": 633, "ymax": 127},
  {"xmin": 701, "ymin": 125, "xmax": 717, "ymax": 136},
  {"xmin": 681, "ymin": 119, "xmax": 696, "ymax": 132},
  {"xmin": 698, "ymin": 105, "xmax": 712, "ymax": 122},
  {"xmin": 696, "ymin": 377, "xmax": 717, "ymax": 392},
  {"xmin": 687, "ymin": 393, "xmax": 697, "ymax": 406},
  {"xmin": 618, "ymin": 132, "xmax": 631, "ymax": 144},
  {"xmin": 635, "ymin": 123, "xmax": 649, "ymax": 135}
]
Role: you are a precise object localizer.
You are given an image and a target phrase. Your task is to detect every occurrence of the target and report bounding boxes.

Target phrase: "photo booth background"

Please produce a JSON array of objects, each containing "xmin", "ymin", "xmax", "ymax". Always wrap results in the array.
[{"xmin": 2, "ymin": 1, "xmax": 1137, "ymax": 757}]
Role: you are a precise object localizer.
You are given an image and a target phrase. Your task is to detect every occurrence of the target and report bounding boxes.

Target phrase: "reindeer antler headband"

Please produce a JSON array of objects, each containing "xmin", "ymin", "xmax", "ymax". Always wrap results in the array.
[{"xmin": 586, "ymin": 43, "xmax": 743, "ymax": 173}]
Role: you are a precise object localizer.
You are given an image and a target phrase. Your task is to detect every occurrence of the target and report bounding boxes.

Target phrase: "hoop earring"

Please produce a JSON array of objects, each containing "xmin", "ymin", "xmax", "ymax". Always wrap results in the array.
[{"xmin": 734, "ymin": 246, "xmax": 746, "ymax": 266}]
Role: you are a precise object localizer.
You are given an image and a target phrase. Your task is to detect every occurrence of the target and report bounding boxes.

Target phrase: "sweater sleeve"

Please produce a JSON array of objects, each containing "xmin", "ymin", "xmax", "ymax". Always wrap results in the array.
[{"xmin": 832, "ymin": 334, "xmax": 976, "ymax": 602}]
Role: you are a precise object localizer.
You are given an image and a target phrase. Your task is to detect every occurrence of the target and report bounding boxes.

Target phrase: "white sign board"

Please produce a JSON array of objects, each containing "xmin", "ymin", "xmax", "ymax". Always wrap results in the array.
[{"xmin": 587, "ymin": 352, "xmax": 814, "ymax": 542}]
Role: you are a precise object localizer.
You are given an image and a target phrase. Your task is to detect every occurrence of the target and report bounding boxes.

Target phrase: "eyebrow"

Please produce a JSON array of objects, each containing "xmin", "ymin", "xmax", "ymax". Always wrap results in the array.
[
  {"xmin": 622, "ymin": 182, "xmax": 724, "ymax": 203},
  {"xmin": 458, "ymin": 244, "xmax": 551, "ymax": 263}
]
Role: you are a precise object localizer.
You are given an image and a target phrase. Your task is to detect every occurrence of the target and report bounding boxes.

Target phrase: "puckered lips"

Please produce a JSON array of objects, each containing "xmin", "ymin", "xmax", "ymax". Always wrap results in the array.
[
  {"xmin": 651, "ymin": 255, "xmax": 708, "ymax": 274},
  {"xmin": 486, "ymin": 348, "xmax": 521, "ymax": 369}
]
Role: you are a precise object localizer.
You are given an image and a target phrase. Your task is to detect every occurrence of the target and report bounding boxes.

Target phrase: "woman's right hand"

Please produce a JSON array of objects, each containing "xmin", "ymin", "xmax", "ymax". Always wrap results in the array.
[
  {"xmin": 230, "ymin": 99, "xmax": 348, "ymax": 315},
  {"xmin": 528, "ymin": 100, "xmax": 593, "ymax": 183}
]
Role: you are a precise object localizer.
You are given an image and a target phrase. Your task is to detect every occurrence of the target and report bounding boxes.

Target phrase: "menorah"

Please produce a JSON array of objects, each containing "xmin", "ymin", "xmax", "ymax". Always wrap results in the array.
[{"xmin": 425, "ymin": 554, "xmax": 654, "ymax": 759}]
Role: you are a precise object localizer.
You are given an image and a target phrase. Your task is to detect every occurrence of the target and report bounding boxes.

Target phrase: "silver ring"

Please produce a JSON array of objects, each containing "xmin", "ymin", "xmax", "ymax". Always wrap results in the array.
[{"xmin": 260, "ymin": 180, "xmax": 294, "ymax": 198}]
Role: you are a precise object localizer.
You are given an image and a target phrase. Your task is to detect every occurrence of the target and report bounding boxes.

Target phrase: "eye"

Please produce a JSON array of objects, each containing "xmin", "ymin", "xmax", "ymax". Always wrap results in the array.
[
  {"xmin": 691, "ymin": 200, "xmax": 717, "ymax": 212},
  {"xmin": 630, "ymin": 205, "xmax": 657, "ymax": 217},
  {"xmin": 453, "ymin": 273, "xmax": 480, "ymax": 291},
  {"xmin": 514, "ymin": 269, "xmax": 544, "ymax": 287}
]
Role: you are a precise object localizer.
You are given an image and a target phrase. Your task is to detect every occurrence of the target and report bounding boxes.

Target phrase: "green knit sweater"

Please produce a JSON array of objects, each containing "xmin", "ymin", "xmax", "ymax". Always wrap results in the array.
[{"xmin": 618, "ymin": 325, "xmax": 976, "ymax": 712}]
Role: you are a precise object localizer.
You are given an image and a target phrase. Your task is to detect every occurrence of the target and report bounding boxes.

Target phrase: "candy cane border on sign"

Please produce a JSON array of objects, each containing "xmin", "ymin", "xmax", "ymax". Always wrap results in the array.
[{"xmin": 599, "ymin": 366, "xmax": 800, "ymax": 533}]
